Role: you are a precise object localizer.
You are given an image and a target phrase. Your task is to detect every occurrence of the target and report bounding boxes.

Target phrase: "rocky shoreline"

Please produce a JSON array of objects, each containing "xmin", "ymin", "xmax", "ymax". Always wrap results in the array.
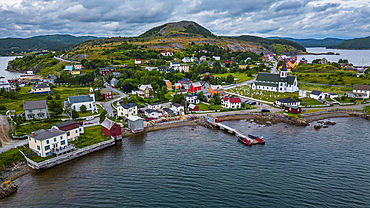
[{"xmin": 0, "ymin": 161, "xmax": 33, "ymax": 199}]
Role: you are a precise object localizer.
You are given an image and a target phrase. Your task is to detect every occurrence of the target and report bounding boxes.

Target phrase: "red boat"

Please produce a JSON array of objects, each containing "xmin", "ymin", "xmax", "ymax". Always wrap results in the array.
[
  {"xmin": 248, "ymin": 135, "xmax": 265, "ymax": 144},
  {"xmin": 237, "ymin": 135, "xmax": 253, "ymax": 146}
]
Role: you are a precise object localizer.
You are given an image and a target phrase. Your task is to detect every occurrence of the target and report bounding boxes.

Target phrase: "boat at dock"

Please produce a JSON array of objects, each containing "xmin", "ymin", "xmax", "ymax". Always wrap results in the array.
[
  {"xmin": 248, "ymin": 135, "xmax": 265, "ymax": 145},
  {"xmin": 237, "ymin": 135, "xmax": 253, "ymax": 146}
]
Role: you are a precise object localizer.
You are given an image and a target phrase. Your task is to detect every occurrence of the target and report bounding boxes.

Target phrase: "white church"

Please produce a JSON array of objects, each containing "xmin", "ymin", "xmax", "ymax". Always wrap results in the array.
[
  {"xmin": 251, "ymin": 60, "xmax": 299, "ymax": 93},
  {"xmin": 67, "ymin": 87, "xmax": 98, "ymax": 113}
]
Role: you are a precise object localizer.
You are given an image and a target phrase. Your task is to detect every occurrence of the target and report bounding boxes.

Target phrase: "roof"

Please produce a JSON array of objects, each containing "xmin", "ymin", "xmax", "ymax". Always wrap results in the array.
[
  {"xmin": 185, "ymin": 94, "xmax": 196, "ymax": 98},
  {"xmin": 101, "ymin": 118, "xmax": 117, "ymax": 130},
  {"xmin": 163, "ymin": 108, "xmax": 173, "ymax": 113},
  {"xmin": 172, "ymin": 103, "xmax": 183, "ymax": 108},
  {"xmin": 281, "ymin": 60, "xmax": 288, "ymax": 71},
  {"xmin": 33, "ymin": 83, "xmax": 50, "ymax": 89},
  {"xmin": 30, "ymin": 129, "xmax": 66, "ymax": 141},
  {"xmin": 139, "ymin": 84, "xmax": 152, "ymax": 91},
  {"xmin": 53, "ymin": 121, "xmax": 79, "ymax": 131},
  {"xmin": 23, "ymin": 100, "xmax": 47, "ymax": 110},
  {"xmin": 285, "ymin": 105, "xmax": 300, "ymax": 109},
  {"xmin": 158, "ymin": 66, "xmax": 167, "ymax": 70},
  {"xmin": 150, "ymin": 102, "xmax": 161, "ymax": 106},
  {"xmin": 256, "ymin": 82, "xmax": 279, "ymax": 88},
  {"xmin": 229, "ymin": 98, "xmax": 241, "ymax": 103},
  {"xmin": 276, "ymin": 97, "xmax": 300, "ymax": 103},
  {"xmin": 127, "ymin": 116, "xmax": 144, "ymax": 122},
  {"xmin": 327, "ymin": 92, "xmax": 338, "ymax": 95},
  {"xmin": 172, "ymin": 61, "xmax": 180, "ymax": 64},
  {"xmin": 121, "ymin": 103, "xmax": 137, "ymax": 109},
  {"xmin": 69, "ymin": 95, "xmax": 94, "ymax": 104},
  {"xmin": 353, "ymin": 85, "xmax": 370, "ymax": 91},
  {"xmin": 210, "ymin": 85, "xmax": 223, "ymax": 90},
  {"xmin": 188, "ymin": 104, "xmax": 197, "ymax": 109},
  {"xmin": 179, "ymin": 78, "xmax": 189, "ymax": 82},
  {"xmin": 145, "ymin": 109, "xmax": 161, "ymax": 114},
  {"xmin": 192, "ymin": 82, "xmax": 202, "ymax": 88},
  {"xmin": 135, "ymin": 59, "xmax": 141, "ymax": 61},
  {"xmin": 100, "ymin": 90, "xmax": 112, "ymax": 94},
  {"xmin": 256, "ymin": 73, "xmax": 296, "ymax": 85},
  {"xmin": 311, "ymin": 90, "xmax": 323, "ymax": 95}
]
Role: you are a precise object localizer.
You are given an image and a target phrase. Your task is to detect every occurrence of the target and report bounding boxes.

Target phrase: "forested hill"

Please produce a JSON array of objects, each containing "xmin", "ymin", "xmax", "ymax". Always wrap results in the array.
[
  {"xmin": 278, "ymin": 38, "xmax": 345, "ymax": 47},
  {"xmin": 0, "ymin": 35, "xmax": 102, "ymax": 55},
  {"xmin": 140, "ymin": 21, "xmax": 214, "ymax": 38},
  {"xmin": 328, "ymin": 36, "xmax": 370, "ymax": 49},
  {"xmin": 234, "ymin": 35, "xmax": 306, "ymax": 52}
]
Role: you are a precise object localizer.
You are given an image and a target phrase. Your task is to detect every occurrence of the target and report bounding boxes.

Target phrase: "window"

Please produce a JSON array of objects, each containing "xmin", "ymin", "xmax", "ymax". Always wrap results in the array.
[
  {"xmin": 61, "ymin": 140, "xmax": 65, "ymax": 145},
  {"xmin": 54, "ymin": 138, "xmax": 57, "ymax": 142},
  {"xmin": 45, "ymin": 145, "xmax": 50, "ymax": 151},
  {"xmin": 29, "ymin": 138, "xmax": 31, "ymax": 141},
  {"xmin": 75, "ymin": 130, "xmax": 78, "ymax": 134},
  {"xmin": 37, "ymin": 145, "xmax": 40, "ymax": 150},
  {"xmin": 67, "ymin": 132, "xmax": 70, "ymax": 136},
  {"xmin": 46, "ymin": 140, "xmax": 49, "ymax": 144},
  {"xmin": 60, "ymin": 136, "xmax": 63, "ymax": 140}
]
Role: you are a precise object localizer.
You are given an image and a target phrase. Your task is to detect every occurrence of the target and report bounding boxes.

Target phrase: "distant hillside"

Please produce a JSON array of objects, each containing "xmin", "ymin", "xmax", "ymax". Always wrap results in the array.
[
  {"xmin": 328, "ymin": 36, "xmax": 370, "ymax": 49},
  {"xmin": 272, "ymin": 37, "xmax": 345, "ymax": 47},
  {"xmin": 234, "ymin": 35, "xmax": 306, "ymax": 52},
  {"xmin": 140, "ymin": 21, "xmax": 214, "ymax": 38},
  {"xmin": 0, "ymin": 35, "xmax": 102, "ymax": 55}
]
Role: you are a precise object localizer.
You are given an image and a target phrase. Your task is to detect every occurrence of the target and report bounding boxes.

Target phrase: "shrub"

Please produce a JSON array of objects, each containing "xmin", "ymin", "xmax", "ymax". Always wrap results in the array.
[{"xmin": 0, "ymin": 105, "xmax": 6, "ymax": 110}]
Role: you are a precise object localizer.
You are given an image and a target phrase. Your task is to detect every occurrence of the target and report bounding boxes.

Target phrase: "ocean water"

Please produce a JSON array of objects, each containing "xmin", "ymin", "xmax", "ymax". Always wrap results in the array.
[
  {"xmin": 1, "ymin": 117, "xmax": 370, "ymax": 207},
  {"xmin": 0, "ymin": 57, "xmax": 22, "ymax": 79}
]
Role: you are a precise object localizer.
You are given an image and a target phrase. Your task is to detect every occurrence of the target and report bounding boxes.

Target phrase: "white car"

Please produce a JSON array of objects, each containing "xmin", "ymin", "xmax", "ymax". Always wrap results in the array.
[{"xmin": 86, "ymin": 116, "xmax": 94, "ymax": 121}]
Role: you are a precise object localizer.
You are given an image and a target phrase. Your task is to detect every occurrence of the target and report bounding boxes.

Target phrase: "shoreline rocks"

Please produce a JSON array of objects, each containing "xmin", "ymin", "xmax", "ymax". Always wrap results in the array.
[{"xmin": 0, "ymin": 181, "xmax": 18, "ymax": 199}]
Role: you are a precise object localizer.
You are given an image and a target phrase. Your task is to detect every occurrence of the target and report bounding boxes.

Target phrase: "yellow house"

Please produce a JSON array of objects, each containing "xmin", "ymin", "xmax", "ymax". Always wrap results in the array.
[
  {"xmin": 239, "ymin": 64, "xmax": 248, "ymax": 69},
  {"xmin": 31, "ymin": 83, "xmax": 51, "ymax": 94},
  {"xmin": 70, "ymin": 70, "xmax": 81, "ymax": 75},
  {"xmin": 28, "ymin": 129, "xmax": 69, "ymax": 157}
]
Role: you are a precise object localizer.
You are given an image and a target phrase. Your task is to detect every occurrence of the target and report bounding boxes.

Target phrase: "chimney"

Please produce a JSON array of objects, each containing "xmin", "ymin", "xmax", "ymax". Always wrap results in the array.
[{"xmin": 31, "ymin": 132, "xmax": 35, "ymax": 137}]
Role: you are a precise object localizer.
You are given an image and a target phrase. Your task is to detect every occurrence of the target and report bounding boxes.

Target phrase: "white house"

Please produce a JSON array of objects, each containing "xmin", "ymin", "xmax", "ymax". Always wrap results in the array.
[
  {"xmin": 148, "ymin": 102, "xmax": 162, "ymax": 110},
  {"xmin": 310, "ymin": 90, "xmax": 325, "ymax": 100},
  {"xmin": 117, "ymin": 102, "xmax": 137, "ymax": 118},
  {"xmin": 213, "ymin": 56, "xmax": 220, "ymax": 60},
  {"xmin": 275, "ymin": 98, "xmax": 300, "ymax": 107},
  {"xmin": 0, "ymin": 79, "xmax": 11, "ymax": 91},
  {"xmin": 182, "ymin": 57, "xmax": 191, "ymax": 63},
  {"xmin": 170, "ymin": 103, "xmax": 185, "ymax": 115},
  {"xmin": 52, "ymin": 121, "xmax": 84, "ymax": 142},
  {"xmin": 161, "ymin": 50, "xmax": 173, "ymax": 56},
  {"xmin": 324, "ymin": 92, "xmax": 339, "ymax": 99},
  {"xmin": 222, "ymin": 97, "xmax": 242, "ymax": 109},
  {"xmin": 28, "ymin": 129, "xmax": 70, "ymax": 157},
  {"xmin": 170, "ymin": 61, "xmax": 181, "ymax": 68},
  {"xmin": 185, "ymin": 95, "xmax": 200, "ymax": 104},
  {"xmin": 67, "ymin": 87, "xmax": 97, "ymax": 112},
  {"xmin": 200, "ymin": 56, "xmax": 207, "ymax": 62},
  {"xmin": 135, "ymin": 59, "xmax": 141, "ymax": 64},
  {"xmin": 251, "ymin": 60, "xmax": 299, "ymax": 93},
  {"xmin": 145, "ymin": 109, "xmax": 162, "ymax": 118},
  {"xmin": 347, "ymin": 85, "xmax": 370, "ymax": 99},
  {"xmin": 139, "ymin": 84, "xmax": 153, "ymax": 98}
]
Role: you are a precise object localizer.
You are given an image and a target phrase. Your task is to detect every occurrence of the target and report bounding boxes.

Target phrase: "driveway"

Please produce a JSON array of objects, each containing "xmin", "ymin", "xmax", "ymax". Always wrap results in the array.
[{"xmin": 0, "ymin": 139, "xmax": 29, "ymax": 154}]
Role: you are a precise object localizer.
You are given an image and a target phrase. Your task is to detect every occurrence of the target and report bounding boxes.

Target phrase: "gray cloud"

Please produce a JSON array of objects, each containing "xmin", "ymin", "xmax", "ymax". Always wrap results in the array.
[{"xmin": 0, "ymin": 0, "xmax": 369, "ymax": 39}]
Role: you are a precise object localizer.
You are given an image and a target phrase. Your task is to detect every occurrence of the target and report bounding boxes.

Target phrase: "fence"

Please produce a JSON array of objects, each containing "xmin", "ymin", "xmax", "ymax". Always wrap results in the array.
[{"xmin": 19, "ymin": 139, "xmax": 115, "ymax": 170}]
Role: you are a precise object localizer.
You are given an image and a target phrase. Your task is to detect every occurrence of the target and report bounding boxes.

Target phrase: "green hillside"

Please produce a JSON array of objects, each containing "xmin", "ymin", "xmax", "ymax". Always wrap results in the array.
[
  {"xmin": 140, "ymin": 21, "xmax": 214, "ymax": 38},
  {"xmin": 234, "ymin": 35, "xmax": 306, "ymax": 52},
  {"xmin": 282, "ymin": 38, "xmax": 344, "ymax": 47},
  {"xmin": 0, "ymin": 35, "xmax": 102, "ymax": 55},
  {"xmin": 328, "ymin": 36, "xmax": 370, "ymax": 49}
]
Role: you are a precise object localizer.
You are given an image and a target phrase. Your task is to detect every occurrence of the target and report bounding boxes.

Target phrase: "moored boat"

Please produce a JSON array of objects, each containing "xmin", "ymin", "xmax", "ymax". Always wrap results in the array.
[
  {"xmin": 237, "ymin": 135, "xmax": 253, "ymax": 146},
  {"xmin": 248, "ymin": 135, "xmax": 265, "ymax": 144}
]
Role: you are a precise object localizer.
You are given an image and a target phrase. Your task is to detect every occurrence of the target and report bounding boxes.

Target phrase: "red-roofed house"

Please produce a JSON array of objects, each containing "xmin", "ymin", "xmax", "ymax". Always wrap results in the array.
[
  {"xmin": 224, "ymin": 61, "xmax": 233, "ymax": 64},
  {"xmin": 161, "ymin": 51, "xmax": 173, "ymax": 56},
  {"xmin": 135, "ymin": 59, "xmax": 141, "ymax": 65},
  {"xmin": 222, "ymin": 97, "xmax": 242, "ymax": 109}
]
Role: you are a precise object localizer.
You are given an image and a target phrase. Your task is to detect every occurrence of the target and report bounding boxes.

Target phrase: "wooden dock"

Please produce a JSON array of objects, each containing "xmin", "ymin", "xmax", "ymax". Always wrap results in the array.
[{"xmin": 209, "ymin": 121, "xmax": 259, "ymax": 144}]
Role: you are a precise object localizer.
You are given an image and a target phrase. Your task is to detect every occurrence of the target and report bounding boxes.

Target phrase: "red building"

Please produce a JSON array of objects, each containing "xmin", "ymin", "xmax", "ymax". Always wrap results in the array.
[
  {"xmin": 101, "ymin": 118, "xmax": 122, "ymax": 140},
  {"xmin": 99, "ymin": 67, "xmax": 116, "ymax": 76},
  {"xmin": 100, "ymin": 90, "xmax": 113, "ymax": 100},
  {"xmin": 188, "ymin": 82, "xmax": 202, "ymax": 93},
  {"xmin": 285, "ymin": 105, "xmax": 301, "ymax": 114},
  {"xmin": 188, "ymin": 104, "xmax": 199, "ymax": 111}
]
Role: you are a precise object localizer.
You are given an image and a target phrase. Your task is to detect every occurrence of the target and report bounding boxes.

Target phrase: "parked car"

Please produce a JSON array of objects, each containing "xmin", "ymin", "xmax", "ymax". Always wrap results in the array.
[
  {"xmin": 249, "ymin": 101, "xmax": 257, "ymax": 105},
  {"xmin": 261, "ymin": 109, "xmax": 270, "ymax": 112},
  {"xmin": 86, "ymin": 116, "xmax": 94, "ymax": 121}
]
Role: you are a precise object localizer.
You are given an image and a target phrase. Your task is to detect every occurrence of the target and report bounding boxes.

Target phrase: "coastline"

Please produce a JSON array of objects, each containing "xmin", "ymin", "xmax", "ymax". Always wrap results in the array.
[{"xmin": 1, "ymin": 111, "xmax": 369, "ymax": 192}]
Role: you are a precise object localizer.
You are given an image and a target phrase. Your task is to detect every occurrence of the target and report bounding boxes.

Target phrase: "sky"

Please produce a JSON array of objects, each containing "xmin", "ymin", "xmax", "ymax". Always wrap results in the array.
[{"xmin": 0, "ymin": 0, "xmax": 369, "ymax": 39}]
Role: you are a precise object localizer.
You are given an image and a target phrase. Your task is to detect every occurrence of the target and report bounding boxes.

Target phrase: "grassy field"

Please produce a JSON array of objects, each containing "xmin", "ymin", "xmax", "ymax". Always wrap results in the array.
[
  {"xmin": 13, "ymin": 119, "xmax": 62, "ymax": 137},
  {"xmin": 198, "ymin": 103, "xmax": 223, "ymax": 111},
  {"xmin": 298, "ymin": 84, "xmax": 351, "ymax": 95},
  {"xmin": 227, "ymin": 85, "xmax": 299, "ymax": 102},
  {"xmin": 212, "ymin": 72, "xmax": 254, "ymax": 82},
  {"xmin": 301, "ymin": 109, "xmax": 325, "ymax": 114},
  {"xmin": 294, "ymin": 72, "xmax": 369, "ymax": 86},
  {"xmin": 0, "ymin": 85, "xmax": 94, "ymax": 114},
  {"xmin": 69, "ymin": 125, "xmax": 110, "ymax": 149},
  {"xmin": 301, "ymin": 97, "xmax": 324, "ymax": 106}
]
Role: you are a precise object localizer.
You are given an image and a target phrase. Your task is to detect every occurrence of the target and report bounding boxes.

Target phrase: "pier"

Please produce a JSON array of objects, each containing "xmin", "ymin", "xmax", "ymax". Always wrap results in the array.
[{"xmin": 206, "ymin": 115, "xmax": 263, "ymax": 145}]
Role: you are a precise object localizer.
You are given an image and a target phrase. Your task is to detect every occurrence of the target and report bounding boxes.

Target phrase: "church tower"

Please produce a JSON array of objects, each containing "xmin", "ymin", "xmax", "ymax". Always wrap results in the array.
[{"xmin": 280, "ymin": 59, "xmax": 288, "ymax": 78}]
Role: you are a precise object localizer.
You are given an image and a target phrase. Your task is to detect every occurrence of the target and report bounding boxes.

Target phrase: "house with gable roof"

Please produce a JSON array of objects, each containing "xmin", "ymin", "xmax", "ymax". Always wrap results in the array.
[
  {"xmin": 28, "ymin": 128, "xmax": 70, "ymax": 157},
  {"xmin": 310, "ymin": 90, "xmax": 325, "ymax": 100},
  {"xmin": 189, "ymin": 81, "xmax": 202, "ymax": 93},
  {"xmin": 251, "ymin": 60, "xmax": 299, "ymax": 93},
  {"xmin": 67, "ymin": 88, "xmax": 96, "ymax": 112},
  {"xmin": 31, "ymin": 83, "xmax": 51, "ymax": 94},
  {"xmin": 139, "ymin": 84, "xmax": 153, "ymax": 98},
  {"xmin": 116, "ymin": 102, "xmax": 137, "ymax": 117},
  {"xmin": 222, "ymin": 97, "xmax": 242, "ymax": 109},
  {"xmin": 101, "ymin": 118, "xmax": 122, "ymax": 140},
  {"xmin": 347, "ymin": 85, "xmax": 370, "ymax": 99},
  {"xmin": 52, "ymin": 120, "xmax": 84, "ymax": 142},
  {"xmin": 23, "ymin": 100, "xmax": 49, "ymax": 120}
]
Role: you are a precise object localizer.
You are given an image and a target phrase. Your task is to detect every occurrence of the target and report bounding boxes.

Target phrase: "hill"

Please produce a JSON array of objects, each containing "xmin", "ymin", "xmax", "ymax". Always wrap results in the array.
[
  {"xmin": 0, "ymin": 35, "xmax": 102, "ymax": 55},
  {"xmin": 234, "ymin": 35, "xmax": 306, "ymax": 53},
  {"xmin": 140, "ymin": 21, "xmax": 214, "ymax": 38},
  {"xmin": 270, "ymin": 37, "xmax": 345, "ymax": 47},
  {"xmin": 328, "ymin": 36, "xmax": 370, "ymax": 49}
]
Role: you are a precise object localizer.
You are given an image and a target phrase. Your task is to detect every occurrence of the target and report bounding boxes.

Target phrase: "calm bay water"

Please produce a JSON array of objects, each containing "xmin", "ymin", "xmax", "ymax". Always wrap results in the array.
[
  {"xmin": 0, "ymin": 56, "xmax": 22, "ymax": 79},
  {"xmin": 1, "ymin": 117, "xmax": 370, "ymax": 207},
  {"xmin": 297, "ymin": 47, "xmax": 370, "ymax": 66}
]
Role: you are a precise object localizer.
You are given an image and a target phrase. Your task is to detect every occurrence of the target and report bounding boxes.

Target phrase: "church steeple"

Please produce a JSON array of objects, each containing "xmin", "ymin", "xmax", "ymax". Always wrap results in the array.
[
  {"xmin": 280, "ymin": 59, "xmax": 288, "ymax": 78},
  {"xmin": 89, "ymin": 87, "xmax": 94, "ymax": 94}
]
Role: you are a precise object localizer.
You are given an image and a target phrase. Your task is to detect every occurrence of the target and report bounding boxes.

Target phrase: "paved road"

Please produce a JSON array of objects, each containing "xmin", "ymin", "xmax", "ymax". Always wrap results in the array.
[
  {"xmin": 0, "ymin": 139, "xmax": 29, "ymax": 154},
  {"xmin": 100, "ymin": 84, "xmax": 127, "ymax": 117},
  {"xmin": 54, "ymin": 54, "xmax": 81, "ymax": 63}
]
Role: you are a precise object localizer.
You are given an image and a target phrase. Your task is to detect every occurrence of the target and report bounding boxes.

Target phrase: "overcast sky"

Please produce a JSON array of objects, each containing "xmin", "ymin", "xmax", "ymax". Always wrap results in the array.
[{"xmin": 0, "ymin": 0, "xmax": 369, "ymax": 39}]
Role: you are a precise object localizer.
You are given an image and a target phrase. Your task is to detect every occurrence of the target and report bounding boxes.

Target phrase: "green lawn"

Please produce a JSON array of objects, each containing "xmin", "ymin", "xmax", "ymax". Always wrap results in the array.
[
  {"xmin": 227, "ymin": 85, "xmax": 299, "ymax": 102},
  {"xmin": 198, "ymin": 103, "xmax": 222, "ymax": 111},
  {"xmin": 301, "ymin": 97, "xmax": 324, "ymax": 106},
  {"xmin": 212, "ymin": 72, "xmax": 253, "ymax": 82},
  {"xmin": 13, "ymin": 119, "xmax": 62, "ymax": 137},
  {"xmin": 298, "ymin": 84, "xmax": 351, "ymax": 95},
  {"xmin": 0, "ymin": 85, "xmax": 92, "ymax": 114},
  {"xmin": 294, "ymin": 72, "xmax": 369, "ymax": 86},
  {"xmin": 69, "ymin": 125, "xmax": 111, "ymax": 149}
]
